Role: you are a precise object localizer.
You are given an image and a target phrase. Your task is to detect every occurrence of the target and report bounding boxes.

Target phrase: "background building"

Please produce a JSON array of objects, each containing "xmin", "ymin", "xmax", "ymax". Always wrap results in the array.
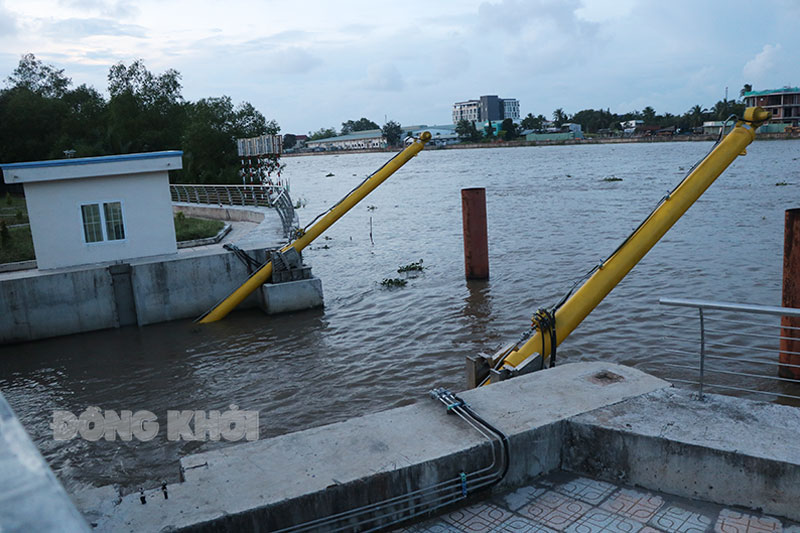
[
  {"xmin": 452, "ymin": 95, "xmax": 520, "ymax": 123},
  {"xmin": 743, "ymin": 87, "xmax": 800, "ymax": 127}
]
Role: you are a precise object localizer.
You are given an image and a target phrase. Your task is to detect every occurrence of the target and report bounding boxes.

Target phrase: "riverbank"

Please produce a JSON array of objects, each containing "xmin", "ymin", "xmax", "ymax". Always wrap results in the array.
[{"xmin": 284, "ymin": 131, "xmax": 800, "ymax": 157}]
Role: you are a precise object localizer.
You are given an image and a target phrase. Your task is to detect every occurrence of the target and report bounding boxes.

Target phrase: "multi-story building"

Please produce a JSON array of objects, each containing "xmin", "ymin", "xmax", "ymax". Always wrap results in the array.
[
  {"xmin": 452, "ymin": 100, "xmax": 480, "ymax": 123},
  {"xmin": 743, "ymin": 87, "xmax": 800, "ymax": 127},
  {"xmin": 452, "ymin": 95, "xmax": 520, "ymax": 123},
  {"xmin": 503, "ymin": 98, "xmax": 520, "ymax": 121}
]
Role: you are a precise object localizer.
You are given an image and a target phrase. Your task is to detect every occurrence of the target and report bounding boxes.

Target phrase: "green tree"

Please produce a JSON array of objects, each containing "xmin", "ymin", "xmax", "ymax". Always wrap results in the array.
[
  {"xmin": 552, "ymin": 108, "xmax": 568, "ymax": 127},
  {"xmin": 500, "ymin": 118, "xmax": 518, "ymax": 140},
  {"xmin": 455, "ymin": 119, "xmax": 473, "ymax": 140},
  {"xmin": 106, "ymin": 59, "xmax": 186, "ymax": 153},
  {"xmin": 740, "ymin": 84, "xmax": 752, "ymax": 97},
  {"xmin": 283, "ymin": 134, "xmax": 297, "ymax": 149},
  {"xmin": 686, "ymin": 105, "xmax": 708, "ymax": 128},
  {"xmin": 642, "ymin": 106, "xmax": 656, "ymax": 125},
  {"xmin": 341, "ymin": 117, "xmax": 379, "ymax": 134},
  {"xmin": 180, "ymin": 96, "xmax": 275, "ymax": 184},
  {"xmin": 521, "ymin": 113, "xmax": 544, "ymax": 131},
  {"xmin": 308, "ymin": 127, "xmax": 337, "ymax": 140},
  {"xmin": 5, "ymin": 53, "xmax": 71, "ymax": 98},
  {"xmin": 382, "ymin": 120, "xmax": 403, "ymax": 147}
]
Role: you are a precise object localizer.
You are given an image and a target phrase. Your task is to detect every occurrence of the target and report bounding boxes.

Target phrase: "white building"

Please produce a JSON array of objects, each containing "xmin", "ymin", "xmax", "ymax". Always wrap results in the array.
[
  {"xmin": 452, "ymin": 100, "xmax": 480, "ymax": 123},
  {"xmin": 503, "ymin": 98, "xmax": 520, "ymax": 121},
  {"xmin": 1, "ymin": 151, "xmax": 182, "ymax": 270},
  {"xmin": 305, "ymin": 130, "xmax": 387, "ymax": 151}
]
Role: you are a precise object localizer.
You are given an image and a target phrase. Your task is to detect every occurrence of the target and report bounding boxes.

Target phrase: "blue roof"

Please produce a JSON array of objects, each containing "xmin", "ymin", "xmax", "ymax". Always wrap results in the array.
[{"xmin": 0, "ymin": 151, "xmax": 183, "ymax": 170}]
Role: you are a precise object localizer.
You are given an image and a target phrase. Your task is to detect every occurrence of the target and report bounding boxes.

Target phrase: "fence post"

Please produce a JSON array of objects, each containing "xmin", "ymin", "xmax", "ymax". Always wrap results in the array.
[
  {"xmin": 461, "ymin": 188, "xmax": 489, "ymax": 280},
  {"xmin": 780, "ymin": 208, "xmax": 800, "ymax": 378}
]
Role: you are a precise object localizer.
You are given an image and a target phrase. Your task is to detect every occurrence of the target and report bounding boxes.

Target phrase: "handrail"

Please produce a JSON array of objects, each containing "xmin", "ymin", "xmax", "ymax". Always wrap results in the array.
[
  {"xmin": 659, "ymin": 297, "xmax": 800, "ymax": 401},
  {"xmin": 659, "ymin": 298, "xmax": 800, "ymax": 317}
]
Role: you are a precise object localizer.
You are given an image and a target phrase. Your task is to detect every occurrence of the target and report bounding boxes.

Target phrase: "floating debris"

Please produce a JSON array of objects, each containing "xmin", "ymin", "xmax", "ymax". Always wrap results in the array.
[
  {"xmin": 325, "ymin": 172, "xmax": 335, "ymax": 177},
  {"xmin": 380, "ymin": 278, "xmax": 407, "ymax": 288},
  {"xmin": 367, "ymin": 205, "xmax": 377, "ymax": 211},
  {"xmin": 398, "ymin": 259, "xmax": 425, "ymax": 273},
  {"xmin": 602, "ymin": 176, "xmax": 623, "ymax": 182},
  {"xmin": 776, "ymin": 182, "xmax": 789, "ymax": 186}
]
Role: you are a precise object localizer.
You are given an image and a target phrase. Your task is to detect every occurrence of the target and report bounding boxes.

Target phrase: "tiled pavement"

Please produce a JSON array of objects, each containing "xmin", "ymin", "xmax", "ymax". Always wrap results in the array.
[{"xmin": 393, "ymin": 472, "xmax": 798, "ymax": 533}]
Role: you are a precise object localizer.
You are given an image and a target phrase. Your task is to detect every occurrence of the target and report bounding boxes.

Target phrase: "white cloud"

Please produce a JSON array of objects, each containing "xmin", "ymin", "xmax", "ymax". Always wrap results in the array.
[
  {"xmin": 575, "ymin": 0, "xmax": 636, "ymax": 22},
  {"xmin": 43, "ymin": 17, "xmax": 147, "ymax": 39},
  {"xmin": 0, "ymin": 0, "xmax": 18, "ymax": 37},
  {"xmin": 58, "ymin": 0, "xmax": 138, "ymax": 18},
  {"xmin": 743, "ymin": 44, "xmax": 782, "ymax": 81},
  {"xmin": 364, "ymin": 63, "xmax": 404, "ymax": 92},
  {"xmin": 262, "ymin": 47, "xmax": 322, "ymax": 75}
]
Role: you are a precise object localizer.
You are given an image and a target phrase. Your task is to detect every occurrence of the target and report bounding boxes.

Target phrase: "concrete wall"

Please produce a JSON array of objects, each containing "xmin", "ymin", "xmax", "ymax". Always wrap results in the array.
[
  {"xmin": 0, "ymin": 248, "xmax": 267, "ymax": 343},
  {"xmin": 25, "ymin": 172, "xmax": 177, "ymax": 270},
  {"xmin": 0, "ymin": 265, "xmax": 119, "ymax": 343},
  {"xmin": 131, "ymin": 249, "xmax": 267, "ymax": 326}
]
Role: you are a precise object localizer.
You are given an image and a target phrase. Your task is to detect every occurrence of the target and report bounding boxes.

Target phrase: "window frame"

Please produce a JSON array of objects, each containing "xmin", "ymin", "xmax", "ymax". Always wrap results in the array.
[{"xmin": 79, "ymin": 200, "xmax": 127, "ymax": 245}]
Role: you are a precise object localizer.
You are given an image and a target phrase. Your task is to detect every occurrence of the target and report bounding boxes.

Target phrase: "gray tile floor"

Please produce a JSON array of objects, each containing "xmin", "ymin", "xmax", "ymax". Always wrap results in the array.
[{"xmin": 393, "ymin": 472, "xmax": 797, "ymax": 533}]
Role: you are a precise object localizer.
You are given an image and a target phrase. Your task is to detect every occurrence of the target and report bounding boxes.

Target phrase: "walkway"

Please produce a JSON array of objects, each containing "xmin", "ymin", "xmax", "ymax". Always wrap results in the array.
[{"xmin": 396, "ymin": 471, "xmax": 798, "ymax": 533}]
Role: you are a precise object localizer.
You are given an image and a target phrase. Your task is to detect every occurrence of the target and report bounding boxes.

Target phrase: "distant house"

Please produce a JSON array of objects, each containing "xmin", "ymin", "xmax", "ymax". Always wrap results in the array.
[
  {"xmin": 743, "ymin": 87, "xmax": 800, "ymax": 127},
  {"xmin": 305, "ymin": 130, "xmax": 387, "ymax": 151},
  {"xmin": 0, "ymin": 151, "xmax": 182, "ymax": 270}
]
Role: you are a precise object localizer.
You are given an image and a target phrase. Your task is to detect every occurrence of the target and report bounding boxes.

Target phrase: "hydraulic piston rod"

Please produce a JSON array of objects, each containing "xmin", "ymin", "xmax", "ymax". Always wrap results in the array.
[
  {"xmin": 496, "ymin": 107, "xmax": 771, "ymax": 376},
  {"xmin": 198, "ymin": 131, "xmax": 432, "ymax": 323}
]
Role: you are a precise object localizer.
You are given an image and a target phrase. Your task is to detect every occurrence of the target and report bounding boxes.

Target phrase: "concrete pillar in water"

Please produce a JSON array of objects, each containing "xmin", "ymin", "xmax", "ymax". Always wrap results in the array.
[
  {"xmin": 461, "ymin": 188, "xmax": 489, "ymax": 280},
  {"xmin": 780, "ymin": 208, "xmax": 800, "ymax": 379}
]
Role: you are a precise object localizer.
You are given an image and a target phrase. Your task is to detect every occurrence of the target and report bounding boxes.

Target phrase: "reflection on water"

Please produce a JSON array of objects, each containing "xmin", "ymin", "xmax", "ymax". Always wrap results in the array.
[{"xmin": 1, "ymin": 140, "xmax": 799, "ymax": 491}]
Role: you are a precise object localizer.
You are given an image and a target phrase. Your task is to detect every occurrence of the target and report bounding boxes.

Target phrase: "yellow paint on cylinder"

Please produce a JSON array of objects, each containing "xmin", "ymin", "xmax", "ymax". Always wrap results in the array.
[
  {"xmin": 495, "ymin": 108, "xmax": 770, "ymax": 376},
  {"xmin": 198, "ymin": 132, "xmax": 432, "ymax": 323}
]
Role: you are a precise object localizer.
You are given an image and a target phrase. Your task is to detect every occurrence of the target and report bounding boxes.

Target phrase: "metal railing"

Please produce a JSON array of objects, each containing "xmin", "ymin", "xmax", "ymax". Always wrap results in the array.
[
  {"xmin": 170, "ymin": 184, "xmax": 283, "ymax": 207},
  {"xmin": 659, "ymin": 297, "xmax": 800, "ymax": 402},
  {"xmin": 170, "ymin": 184, "xmax": 298, "ymax": 238}
]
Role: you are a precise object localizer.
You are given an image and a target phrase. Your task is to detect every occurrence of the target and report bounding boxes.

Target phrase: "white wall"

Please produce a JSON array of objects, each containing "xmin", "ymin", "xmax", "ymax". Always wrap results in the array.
[{"xmin": 25, "ymin": 171, "xmax": 177, "ymax": 269}]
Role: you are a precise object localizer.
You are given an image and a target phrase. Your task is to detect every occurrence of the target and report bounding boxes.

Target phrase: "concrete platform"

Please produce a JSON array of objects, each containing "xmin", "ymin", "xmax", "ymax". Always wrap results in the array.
[{"xmin": 76, "ymin": 362, "xmax": 800, "ymax": 532}]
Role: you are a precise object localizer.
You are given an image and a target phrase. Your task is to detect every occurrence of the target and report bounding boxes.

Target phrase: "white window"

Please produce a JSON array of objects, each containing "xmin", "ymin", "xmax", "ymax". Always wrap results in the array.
[{"xmin": 81, "ymin": 201, "xmax": 125, "ymax": 243}]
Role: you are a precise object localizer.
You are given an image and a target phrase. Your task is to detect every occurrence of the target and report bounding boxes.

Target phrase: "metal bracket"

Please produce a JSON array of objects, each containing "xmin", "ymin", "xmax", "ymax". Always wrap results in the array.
[{"xmin": 270, "ymin": 248, "xmax": 313, "ymax": 283}]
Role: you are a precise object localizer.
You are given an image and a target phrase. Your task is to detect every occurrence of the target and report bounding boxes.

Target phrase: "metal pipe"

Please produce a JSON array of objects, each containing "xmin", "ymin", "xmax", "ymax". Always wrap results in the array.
[
  {"xmin": 198, "ymin": 132, "xmax": 432, "ymax": 323},
  {"xmin": 497, "ymin": 108, "xmax": 770, "ymax": 375}
]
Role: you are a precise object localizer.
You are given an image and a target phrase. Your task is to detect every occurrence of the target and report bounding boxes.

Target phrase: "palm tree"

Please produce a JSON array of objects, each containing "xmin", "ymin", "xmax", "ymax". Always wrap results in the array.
[{"xmin": 552, "ymin": 108, "xmax": 567, "ymax": 127}]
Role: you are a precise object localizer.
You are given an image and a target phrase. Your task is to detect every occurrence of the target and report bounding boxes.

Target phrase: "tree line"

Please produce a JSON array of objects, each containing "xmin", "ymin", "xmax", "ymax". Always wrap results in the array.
[
  {"xmin": 304, "ymin": 117, "xmax": 404, "ymax": 147},
  {"xmin": 452, "ymin": 89, "xmax": 751, "ymax": 143},
  {"xmin": 0, "ymin": 54, "xmax": 279, "ymax": 187},
  {"xmin": 524, "ymin": 92, "xmax": 749, "ymax": 135}
]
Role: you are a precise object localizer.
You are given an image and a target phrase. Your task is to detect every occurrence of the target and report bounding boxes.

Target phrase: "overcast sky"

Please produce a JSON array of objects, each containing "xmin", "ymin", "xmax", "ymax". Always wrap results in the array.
[{"xmin": 0, "ymin": 0, "xmax": 797, "ymax": 134}]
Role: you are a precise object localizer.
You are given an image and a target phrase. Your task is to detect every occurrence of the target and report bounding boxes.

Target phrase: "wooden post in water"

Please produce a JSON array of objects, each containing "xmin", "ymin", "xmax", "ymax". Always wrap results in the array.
[
  {"xmin": 461, "ymin": 188, "xmax": 489, "ymax": 280},
  {"xmin": 780, "ymin": 208, "xmax": 800, "ymax": 378}
]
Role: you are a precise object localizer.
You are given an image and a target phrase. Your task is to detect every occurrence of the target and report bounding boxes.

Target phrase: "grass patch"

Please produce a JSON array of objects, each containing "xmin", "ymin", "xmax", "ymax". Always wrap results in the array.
[
  {"xmin": 174, "ymin": 212, "xmax": 225, "ymax": 241},
  {"xmin": 0, "ymin": 194, "xmax": 29, "ymax": 224},
  {"xmin": 0, "ymin": 224, "xmax": 35, "ymax": 263}
]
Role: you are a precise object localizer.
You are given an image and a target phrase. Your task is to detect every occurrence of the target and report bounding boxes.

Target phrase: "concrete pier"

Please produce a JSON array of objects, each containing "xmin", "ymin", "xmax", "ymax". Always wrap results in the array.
[
  {"xmin": 0, "ymin": 204, "xmax": 323, "ymax": 342},
  {"xmin": 74, "ymin": 361, "xmax": 800, "ymax": 532}
]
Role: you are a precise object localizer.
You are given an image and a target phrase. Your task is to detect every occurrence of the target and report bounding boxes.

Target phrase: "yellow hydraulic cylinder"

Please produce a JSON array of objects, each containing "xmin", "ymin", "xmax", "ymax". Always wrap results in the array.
[
  {"xmin": 198, "ymin": 132, "xmax": 432, "ymax": 323},
  {"xmin": 498, "ymin": 108, "xmax": 771, "ymax": 374}
]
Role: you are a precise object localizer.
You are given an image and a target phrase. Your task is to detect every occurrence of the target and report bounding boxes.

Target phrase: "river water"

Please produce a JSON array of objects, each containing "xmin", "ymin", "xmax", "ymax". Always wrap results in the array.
[{"xmin": 1, "ymin": 140, "xmax": 798, "ymax": 493}]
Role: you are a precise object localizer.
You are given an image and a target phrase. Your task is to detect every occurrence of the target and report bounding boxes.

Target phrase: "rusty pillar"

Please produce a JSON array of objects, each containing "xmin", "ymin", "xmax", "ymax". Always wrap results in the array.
[
  {"xmin": 780, "ymin": 208, "xmax": 800, "ymax": 378},
  {"xmin": 461, "ymin": 188, "xmax": 489, "ymax": 280}
]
